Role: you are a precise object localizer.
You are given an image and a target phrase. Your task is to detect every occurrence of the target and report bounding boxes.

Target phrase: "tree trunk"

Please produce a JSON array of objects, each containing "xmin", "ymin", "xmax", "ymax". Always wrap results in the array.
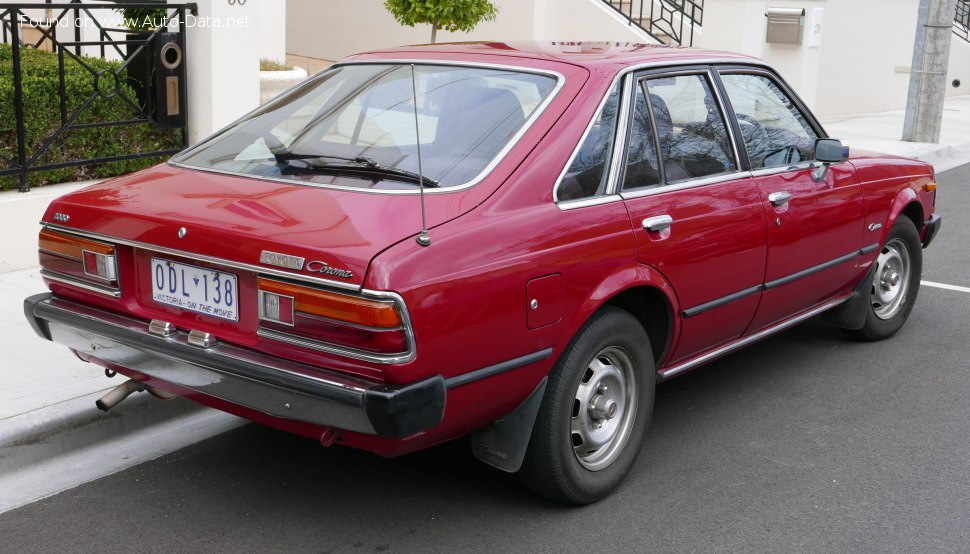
[{"xmin": 431, "ymin": 18, "xmax": 439, "ymax": 43}]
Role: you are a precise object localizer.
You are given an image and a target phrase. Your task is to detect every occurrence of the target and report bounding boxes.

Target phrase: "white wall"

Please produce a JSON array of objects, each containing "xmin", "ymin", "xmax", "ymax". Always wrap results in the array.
[
  {"xmin": 699, "ymin": 0, "xmax": 969, "ymax": 118},
  {"xmin": 185, "ymin": 0, "xmax": 261, "ymax": 143},
  {"xmin": 286, "ymin": 0, "xmax": 654, "ymax": 62},
  {"xmin": 258, "ymin": 0, "xmax": 287, "ymax": 63}
]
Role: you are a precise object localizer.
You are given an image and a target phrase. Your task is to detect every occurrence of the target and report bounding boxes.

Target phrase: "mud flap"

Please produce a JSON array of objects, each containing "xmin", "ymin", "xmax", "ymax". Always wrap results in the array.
[
  {"xmin": 471, "ymin": 377, "xmax": 547, "ymax": 473},
  {"xmin": 823, "ymin": 263, "xmax": 879, "ymax": 330}
]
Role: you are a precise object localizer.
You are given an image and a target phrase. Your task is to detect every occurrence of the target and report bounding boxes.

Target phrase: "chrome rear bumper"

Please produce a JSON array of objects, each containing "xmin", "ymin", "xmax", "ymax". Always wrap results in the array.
[{"xmin": 24, "ymin": 293, "xmax": 445, "ymax": 439}]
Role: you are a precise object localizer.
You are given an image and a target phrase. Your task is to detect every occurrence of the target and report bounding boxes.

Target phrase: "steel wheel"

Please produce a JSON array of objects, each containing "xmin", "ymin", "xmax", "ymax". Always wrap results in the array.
[
  {"xmin": 570, "ymin": 346, "xmax": 638, "ymax": 471},
  {"xmin": 519, "ymin": 307, "xmax": 654, "ymax": 504},
  {"xmin": 871, "ymin": 237, "xmax": 912, "ymax": 320}
]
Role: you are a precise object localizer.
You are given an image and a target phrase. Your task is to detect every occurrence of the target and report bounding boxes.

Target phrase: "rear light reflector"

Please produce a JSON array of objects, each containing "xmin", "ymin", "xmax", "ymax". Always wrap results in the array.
[
  {"xmin": 259, "ymin": 290, "xmax": 295, "ymax": 325},
  {"xmin": 83, "ymin": 250, "xmax": 117, "ymax": 281}
]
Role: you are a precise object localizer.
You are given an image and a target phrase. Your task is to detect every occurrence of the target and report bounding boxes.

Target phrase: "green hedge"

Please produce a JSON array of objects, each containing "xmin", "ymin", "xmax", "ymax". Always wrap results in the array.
[{"xmin": 0, "ymin": 43, "xmax": 179, "ymax": 190}]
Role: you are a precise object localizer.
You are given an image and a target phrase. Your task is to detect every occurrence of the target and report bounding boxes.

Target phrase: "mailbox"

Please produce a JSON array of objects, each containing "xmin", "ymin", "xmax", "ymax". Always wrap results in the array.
[{"xmin": 766, "ymin": 7, "xmax": 805, "ymax": 44}]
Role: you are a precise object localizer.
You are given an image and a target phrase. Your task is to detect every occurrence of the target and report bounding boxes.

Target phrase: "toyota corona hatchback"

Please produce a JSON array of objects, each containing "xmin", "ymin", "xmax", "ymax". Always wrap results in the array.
[{"xmin": 25, "ymin": 42, "xmax": 941, "ymax": 504}]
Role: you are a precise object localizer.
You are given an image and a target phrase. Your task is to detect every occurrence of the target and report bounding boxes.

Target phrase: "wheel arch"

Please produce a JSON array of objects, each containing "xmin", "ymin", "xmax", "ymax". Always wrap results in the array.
[
  {"xmin": 885, "ymin": 187, "xmax": 923, "ymax": 240},
  {"xmin": 567, "ymin": 265, "xmax": 680, "ymax": 369},
  {"xmin": 604, "ymin": 286, "xmax": 673, "ymax": 366}
]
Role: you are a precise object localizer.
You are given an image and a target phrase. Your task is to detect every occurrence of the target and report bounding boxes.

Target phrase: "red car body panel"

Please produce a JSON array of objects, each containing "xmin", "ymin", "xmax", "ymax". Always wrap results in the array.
[{"xmin": 31, "ymin": 43, "xmax": 938, "ymax": 458}]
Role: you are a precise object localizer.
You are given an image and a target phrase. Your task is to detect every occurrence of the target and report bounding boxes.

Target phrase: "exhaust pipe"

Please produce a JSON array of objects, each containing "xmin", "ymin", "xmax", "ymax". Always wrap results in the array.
[
  {"xmin": 96, "ymin": 379, "xmax": 145, "ymax": 411},
  {"xmin": 95, "ymin": 380, "xmax": 176, "ymax": 411}
]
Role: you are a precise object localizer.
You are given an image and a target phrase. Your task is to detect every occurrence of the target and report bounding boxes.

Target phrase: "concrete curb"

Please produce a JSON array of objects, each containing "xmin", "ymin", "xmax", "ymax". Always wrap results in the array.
[
  {"xmin": 0, "ymin": 180, "xmax": 100, "ymax": 274},
  {"xmin": 0, "ymin": 389, "xmax": 244, "ymax": 514}
]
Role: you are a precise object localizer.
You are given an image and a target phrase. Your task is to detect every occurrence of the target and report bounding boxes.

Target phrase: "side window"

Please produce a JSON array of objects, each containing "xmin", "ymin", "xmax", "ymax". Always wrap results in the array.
[
  {"xmin": 558, "ymin": 83, "xmax": 621, "ymax": 201},
  {"xmin": 720, "ymin": 73, "xmax": 819, "ymax": 170},
  {"xmin": 622, "ymin": 82, "xmax": 662, "ymax": 191},
  {"xmin": 645, "ymin": 74, "xmax": 737, "ymax": 181}
]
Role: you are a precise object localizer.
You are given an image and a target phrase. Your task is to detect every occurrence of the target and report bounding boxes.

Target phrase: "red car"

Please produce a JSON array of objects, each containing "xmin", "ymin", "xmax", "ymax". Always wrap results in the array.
[{"xmin": 25, "ymin": 42, "xmax": 941, "ymax": 504}]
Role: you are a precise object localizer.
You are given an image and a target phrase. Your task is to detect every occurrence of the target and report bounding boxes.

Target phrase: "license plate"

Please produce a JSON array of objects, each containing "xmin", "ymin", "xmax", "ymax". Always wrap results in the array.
[{"xmin": 151, "ymin": 258, "xmax": 239, "ymax": 322}]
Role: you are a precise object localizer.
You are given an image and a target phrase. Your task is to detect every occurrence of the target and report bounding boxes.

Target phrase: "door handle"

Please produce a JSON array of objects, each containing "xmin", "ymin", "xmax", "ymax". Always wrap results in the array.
[
  {"xmin": 643, "ymin": 215, "xmax": 673, "ymax": 232},
  {"xmin": 768, "ymin": 191, "xmax": 791, "ymax": 206}
]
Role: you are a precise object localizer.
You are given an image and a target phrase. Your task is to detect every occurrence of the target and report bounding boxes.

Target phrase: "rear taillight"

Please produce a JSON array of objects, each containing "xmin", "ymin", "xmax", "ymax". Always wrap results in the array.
[
  {"xmin": 39, "ymin": 228, "xmax": 120, "ymax": 293},
  {"xmin": 257, "ymin": 278, "xmax": 410, "ymax": 359}
]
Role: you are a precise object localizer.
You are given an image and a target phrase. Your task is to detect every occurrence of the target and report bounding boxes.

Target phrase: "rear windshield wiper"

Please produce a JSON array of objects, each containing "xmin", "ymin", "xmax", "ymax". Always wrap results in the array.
[{"xmin": 274, "ymin": 152, "xmax": 440, "ymax": 188}]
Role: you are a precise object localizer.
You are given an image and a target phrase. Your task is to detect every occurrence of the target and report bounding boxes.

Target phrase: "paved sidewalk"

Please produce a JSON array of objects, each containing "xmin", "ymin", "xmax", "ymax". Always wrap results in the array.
[{"xmin": 823, "ymin": 95, "xmax": 970, "ymax": 174}]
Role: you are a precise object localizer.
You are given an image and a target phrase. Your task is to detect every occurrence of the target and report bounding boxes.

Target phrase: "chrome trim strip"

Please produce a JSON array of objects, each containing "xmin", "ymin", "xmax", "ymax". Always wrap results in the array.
[
  {"xmin": 618, "ymin": 171, "xmax": 749, "ymax": 200},
  {"xmin": 171, "ymin": 59, "xmax": 567, "ymax": 196},
  {"xmin": 40, "ymin": 269, "xmax": 122, "ymax": 298},
  {"xmin": 605, "ymin": 74, "xmax": 635, "ymax": 196},
  {"xmin": 749, "ymin": 162, "xmax": 818, "ymax": 178},
  {"xmin": 258, "ymin": 327, "xmax": 411, "ymax": 365},
  {"xmin": 682, "ymin": 284, "xmax": 763, "ymax": 318},
  {"xmin": 444, "ymin": 348, "xmax": 553, "ymax": 389},
  {"xmin": 703, "ymin": 68, "xmax": 744, "ymax": 171},
  {"xmin": 659, "ymin": 295, "xmax": 851, "ymax": 380},
  {"xmin": 860, "ymin": 243, "xmax": 880, "ymax": 255},
  {"xmin": 556, "ymin": 194, "xmax": 623, "ymax": 211},
  {"xmin": 42, "ymin": 223, "xmax": 361, "ymax": 292}
]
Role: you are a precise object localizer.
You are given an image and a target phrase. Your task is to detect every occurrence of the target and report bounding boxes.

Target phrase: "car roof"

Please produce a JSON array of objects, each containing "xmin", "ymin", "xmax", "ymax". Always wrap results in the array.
[{"xmin": 349, "ymin": 41, "xmax": 769, "ymax": 73}]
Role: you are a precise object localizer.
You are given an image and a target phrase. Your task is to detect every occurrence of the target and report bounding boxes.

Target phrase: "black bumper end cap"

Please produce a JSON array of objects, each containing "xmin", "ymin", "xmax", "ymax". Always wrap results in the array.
[
  {"xmin": 24, "ymin": 292, "xmax": 54, "ymax": 341},
  {"xmin": 923, "ymin": 213, "xmax": 941, "ymax": 249},
  {"xmin": 364, "ymin": 375, "xmax": 446, "ymax": 439}
]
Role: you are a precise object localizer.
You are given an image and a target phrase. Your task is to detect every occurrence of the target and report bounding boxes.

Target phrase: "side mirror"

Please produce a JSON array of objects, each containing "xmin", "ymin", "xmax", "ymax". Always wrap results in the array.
[{"xmin": 813, "ymin": 138, "xmax": 846, "ymax": 181}]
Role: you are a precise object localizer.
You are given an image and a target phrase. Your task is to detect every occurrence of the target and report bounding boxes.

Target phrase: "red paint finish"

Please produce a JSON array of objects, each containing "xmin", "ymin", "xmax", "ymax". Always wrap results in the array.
[
  {"xmin": 624, "ymin": 178, "xmax": 767, "ymax": 362},
  {"xmin": 33, "ymin": 43, "xmax": 938, "ymax": 458},
  {"xmin": 747, "ymin": 164, "xmax": 865, "ymax": 330}
]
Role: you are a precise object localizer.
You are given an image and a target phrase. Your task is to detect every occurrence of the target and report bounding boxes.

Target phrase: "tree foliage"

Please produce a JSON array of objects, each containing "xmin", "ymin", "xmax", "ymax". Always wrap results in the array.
[{"xmin": 383, "ymin": 0, "xmax": 499, "ymax": 42}]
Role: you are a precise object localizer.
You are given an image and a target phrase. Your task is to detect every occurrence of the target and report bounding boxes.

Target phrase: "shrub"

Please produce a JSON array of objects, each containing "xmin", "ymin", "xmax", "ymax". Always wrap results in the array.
[
  {"xmin": 0, "ymin": 43, "xmax": 179, "ymax": 190},
  {"xmin": 260, "ymin": 58, "xmax": 294, "ymax": 72}
]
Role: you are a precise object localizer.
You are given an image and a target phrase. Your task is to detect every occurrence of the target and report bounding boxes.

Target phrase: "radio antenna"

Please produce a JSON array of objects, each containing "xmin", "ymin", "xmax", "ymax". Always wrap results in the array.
[{"xmin": 410, "ymin": 64, "xmax": 431, "ymax": 247}]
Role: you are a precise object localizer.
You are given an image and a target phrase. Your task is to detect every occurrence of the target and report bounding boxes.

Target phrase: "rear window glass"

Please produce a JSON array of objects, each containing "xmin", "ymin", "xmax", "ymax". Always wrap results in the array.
[{"xmin": 174, "ymin": 64, "xmax": 558, "ymax": 190}]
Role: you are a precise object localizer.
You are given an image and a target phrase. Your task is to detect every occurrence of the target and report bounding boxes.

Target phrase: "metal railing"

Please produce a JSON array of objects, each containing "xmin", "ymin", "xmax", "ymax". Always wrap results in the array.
[
  {"xmin": 0, "ymin": 1, "xmax": 197, "ymax": 192},
  {"xmin": 602, "ymin": 0, "xmax": 704, "ymax": 47},
  {"xmin": 955, "ymin": 0, "xmax": 970, "ymax": 43}
]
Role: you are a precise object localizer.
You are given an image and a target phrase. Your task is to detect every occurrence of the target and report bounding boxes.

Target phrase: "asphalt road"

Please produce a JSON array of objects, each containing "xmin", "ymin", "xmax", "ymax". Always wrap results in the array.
[{"xmin": 2, "ymin": 165, "xmax": 969, "ymax": 553}]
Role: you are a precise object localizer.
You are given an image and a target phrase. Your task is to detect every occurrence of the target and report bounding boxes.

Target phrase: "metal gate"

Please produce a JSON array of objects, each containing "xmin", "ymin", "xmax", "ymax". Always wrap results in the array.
[{"xmin": 0, "ymin": 1, "xmax": 197, "ymax": 192}]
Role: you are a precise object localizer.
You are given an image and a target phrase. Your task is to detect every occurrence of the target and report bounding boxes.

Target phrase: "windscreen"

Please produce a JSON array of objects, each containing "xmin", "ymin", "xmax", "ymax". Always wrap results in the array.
[{"xmin": 174, "ymin": 64, "xmax": 558, "ymax": 190}]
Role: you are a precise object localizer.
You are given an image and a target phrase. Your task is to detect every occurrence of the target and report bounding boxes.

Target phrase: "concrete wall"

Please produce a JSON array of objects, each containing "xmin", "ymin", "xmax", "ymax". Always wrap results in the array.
[
  {"xmin": 698, "ymin": 0, "xmax": 970, "ymax": 118},
  {"xmin": 286, "ymin": 0, "xmax": 653, "ymax": 62}
]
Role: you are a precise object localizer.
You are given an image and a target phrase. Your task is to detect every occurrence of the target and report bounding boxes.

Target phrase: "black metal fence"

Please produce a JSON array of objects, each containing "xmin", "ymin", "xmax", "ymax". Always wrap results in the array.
[
  {"xmin": 0, "ymin": 1, "xmax": 197, "ymax": 192},
  {"xmin": 956, "ymin": 0, "xmax": 970, "ymax": 44},
  {"xmin": 603, "ymin": 0, "xmax": 704, "ymax": 47}
]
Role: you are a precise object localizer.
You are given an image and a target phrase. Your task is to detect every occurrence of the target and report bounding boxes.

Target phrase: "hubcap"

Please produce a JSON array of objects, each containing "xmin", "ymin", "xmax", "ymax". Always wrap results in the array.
[
  {"xmin": 570, "ymin": 346, "xmax": 638, "ymax": 471},
  {"xmin": 871, "ymin": 237, "xmax": 912, "ymax": 320}
]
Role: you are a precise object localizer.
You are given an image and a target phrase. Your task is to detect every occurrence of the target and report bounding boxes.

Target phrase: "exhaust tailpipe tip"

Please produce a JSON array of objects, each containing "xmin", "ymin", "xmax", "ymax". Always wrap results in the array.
[{"xmin": 96, "ymin": 379, "xmax": 146, "ymax": 412}]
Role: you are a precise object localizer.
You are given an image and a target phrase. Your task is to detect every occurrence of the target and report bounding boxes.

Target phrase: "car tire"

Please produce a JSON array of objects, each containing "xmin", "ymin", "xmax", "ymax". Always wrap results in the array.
[
  {"xmin": 519, "ymin": 306, "xmax": 655, "ymax": 505},
  {"xmin": 848, "ymin": 217, "xmax": 922, "ymax": 341}
]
